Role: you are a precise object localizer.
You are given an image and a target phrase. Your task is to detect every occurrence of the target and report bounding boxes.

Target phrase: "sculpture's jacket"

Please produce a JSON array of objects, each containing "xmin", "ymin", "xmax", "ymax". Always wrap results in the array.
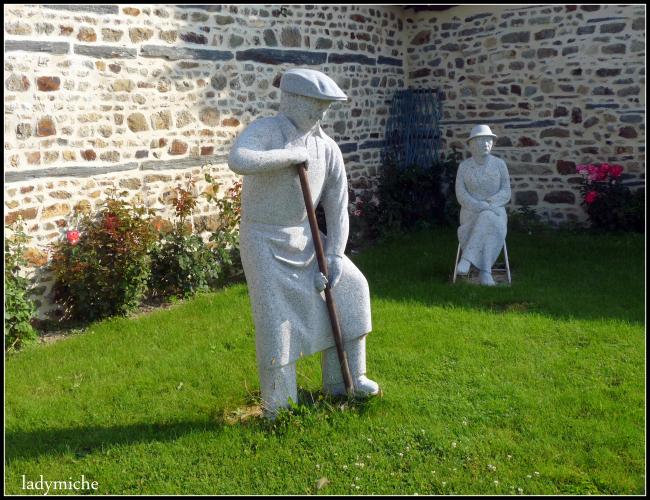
[
  {"xmin": 455, "ymin": 154, "xmax": 511, "ymax": 272},
  {"xmin": 228, "ymin": 113, "xmax": 371, "ymax": 370}
]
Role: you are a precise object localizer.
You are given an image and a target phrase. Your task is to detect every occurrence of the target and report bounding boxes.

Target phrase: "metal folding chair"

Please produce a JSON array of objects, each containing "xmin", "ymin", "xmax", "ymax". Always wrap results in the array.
[{"xmin": 452, "ymin": 241, "xmax": 511, "ymax": 284}]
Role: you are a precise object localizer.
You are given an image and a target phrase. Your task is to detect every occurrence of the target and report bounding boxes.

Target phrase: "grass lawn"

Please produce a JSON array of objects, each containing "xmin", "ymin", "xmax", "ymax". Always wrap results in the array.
[{"xmin": 5, "ymin": 227, "xmax": 645, "ymax": 495}]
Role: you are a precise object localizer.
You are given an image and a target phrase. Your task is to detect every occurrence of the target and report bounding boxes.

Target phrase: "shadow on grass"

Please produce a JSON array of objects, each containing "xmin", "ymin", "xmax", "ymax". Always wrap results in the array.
[
  {"xmin": 353, "ymin": 226, "xmax": 645, "ymax": 325},
  {"xmin": 6, "ymin": 388, "xmax": 383, "ymax": 462},
  {"xmin": 5, "ymin": 419, "xmax": 225, "ymax": 463}
]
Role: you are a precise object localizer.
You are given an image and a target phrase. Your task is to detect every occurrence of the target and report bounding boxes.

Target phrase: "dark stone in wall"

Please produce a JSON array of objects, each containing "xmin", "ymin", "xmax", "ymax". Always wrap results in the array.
[
  {"xmin": 501, "ymin": 31, "xmax": 531, "ymax": 43},
  {"xmin": 75, "ymin": 44, "xmax": 137, "ymax": 58},
  {"xmin": 619, "ymin": 126, "xmax": 638, "ymax": 139},
  {"xmin": 540, "ymin": 127, "xmax": 570, "ymax": 138},
  {"xmin": 620, "ymin": 114, "xmax": 643, "ymax": 124},
  {"xmin": 537, "ymin": 48, "xmax": 558, "ymax": 58},
  {"xmin": 518, "ymin": 136, "xmax": 539, "ymax": 147},
  {"xmin": 359, "ymin": 139, "xmax": 385, "ymax": 150},
  {"xmin": 236, "ymin": 48, "xmax": 326, "ymax": 65},
  {"xmin": 486, "ymin": 103, "xmax": 514, "ymax": 110},
  {"xmin": 4, "ymin": 40, "xmax": 69, "ymax": 54},
  {"xmin": 577, "ymin": 26, "xmax": 595, "ymax": 35},
  {"xmin": 410, "ymin": 30, "xmax": 431, "ymax": 45},
  {"xmin": 315, "ymin": 37, "xmax": 332, "ymax": 50},
  {"xmin": 440, "ymin": 43, "xmax": 459, "ymax": 51},
  {"xmin": 544, "ymin": 191, "xmax": 576, "ymax": 204},
  {"xmin": 339, "ymin": 143, "xmax": 358, "ymax": 153},
  {"xmin": 602, "ymin": 44, "xmax": 626, "ymax": 54},
  {"xmin": 281, "ymin": 26, "xmax": 301, "ymax": 47},
  {"xmin": 465, "ymin": 12, "xmax": 491, "ymax": 22},
  {"xmin": 36, "ymin": 76, "xmax": 60, "ymax": 91},
  {"xmin": 600, "ymin": 22, "xmax": 626, "ymax": 33},
  {"xmin": 596, "ymin": 68, "xmax": 622, "ymax": 77},
  {"xmin": 178, "ymin": 5, "xmax": 222, "ymax": 11},
  {"xmin": 328, "ymin": 53, "xmax": 376, "ymax": 65},
  {"xmin": 534, "ymin": 29, "xmax": 555, "ymax": 40},
  {"xmin": 180, "ymin": 32, "xmax": 208, "ymax": 44},
  {"xmin": 553, "ymin": 106, "xmax": 568, "ymax": 117},
  {"xmin": 515, "ymin": 191, "xmax": 539, "ymax": 205},
  {"xmin": 409, "ymin": 68, "xmax": 431, "ymax": 79},
  {"xmin": 264, "ymin": 29, "xmax": 278, "ymax": 47},
  {"xmin": 141, "ymin": 45, "xmax": 232, "ymax": 61},
  {"xmin": 571, "ymin": 107, "xmax": 582, "ymax": 123},
  {"xmin": 216, "ymin": 15, "xmax": 235, "ymax": 25},
  {"xmin": 377, "ymin": 56, "xmax": 402, "ymax": 67},
  {"xmin": 556, "ymin": 160, "xmax": 576, "ymax": 175}
]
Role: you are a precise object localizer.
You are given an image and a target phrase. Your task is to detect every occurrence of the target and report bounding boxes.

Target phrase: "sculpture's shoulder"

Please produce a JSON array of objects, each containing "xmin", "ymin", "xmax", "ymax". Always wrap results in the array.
[
  {"xmin": 458, "ymin": 157, "xmax": 473, "ymax": 170},
  {"xmin": 243, "ymin": 114, "xmax": 282, "ymax": 133},
  {"xmin": 490, "ymin": 154, "xmax": 508, "ymax": 169},
  {"xmin": 234, "ymin": 115, "xmax": 283, "ymax": 149}
]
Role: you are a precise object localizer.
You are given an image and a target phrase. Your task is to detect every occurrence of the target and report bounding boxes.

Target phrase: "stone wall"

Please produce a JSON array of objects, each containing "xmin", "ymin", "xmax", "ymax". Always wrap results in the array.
[
  {"xmin": 404, "ymin": 4, "xmax": 645, "ymax": 224},
  {"xmin": 4, "ymin": 4, "xmax": 406, "ymax": 317},
  {"xmin": 4, "ymin": 4, "xmax": 645, "ymax": 317}
]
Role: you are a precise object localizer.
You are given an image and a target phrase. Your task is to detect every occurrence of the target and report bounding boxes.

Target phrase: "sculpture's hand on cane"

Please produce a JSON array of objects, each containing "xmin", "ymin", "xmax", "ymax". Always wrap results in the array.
[
  {"xmin": 284, "ymin": 141, "xmax": 310, "ymax": 169},
  {"xmin": 313, "ymin": 255, "xmax": 343, "ymax": 292}
]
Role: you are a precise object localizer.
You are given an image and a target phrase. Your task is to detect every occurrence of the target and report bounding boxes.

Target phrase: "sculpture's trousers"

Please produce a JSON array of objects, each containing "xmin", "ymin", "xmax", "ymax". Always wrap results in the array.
[{"xmin": 259, "ymin": 335, "xmax": 368, "ymax": 417}]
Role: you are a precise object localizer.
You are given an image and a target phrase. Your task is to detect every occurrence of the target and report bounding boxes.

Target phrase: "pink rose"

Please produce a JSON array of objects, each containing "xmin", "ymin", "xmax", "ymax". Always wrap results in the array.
[
  {"xmin": 66, "ymin": 230, "xmax": 80, "ymax": 245},
  {"xmin": 585, "ymin": 191, "xmax": 598, "ymax": 204},
  {"xmin": 576, "ymin": 164, "xmax": 589, "ymax": 174}
]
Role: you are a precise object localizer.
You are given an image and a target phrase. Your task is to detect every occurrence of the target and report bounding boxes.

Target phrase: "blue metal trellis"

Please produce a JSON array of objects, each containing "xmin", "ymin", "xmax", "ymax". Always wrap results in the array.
[{"xmin": 382, "ymin": 88, "xmax": 444, "ymax": 169}]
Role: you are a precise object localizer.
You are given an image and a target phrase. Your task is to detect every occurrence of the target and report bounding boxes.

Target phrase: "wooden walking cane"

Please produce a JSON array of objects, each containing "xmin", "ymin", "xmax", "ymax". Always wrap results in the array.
[{"xmin": 296, "ymin": 161, "xmax": 355, "ymax": 396}]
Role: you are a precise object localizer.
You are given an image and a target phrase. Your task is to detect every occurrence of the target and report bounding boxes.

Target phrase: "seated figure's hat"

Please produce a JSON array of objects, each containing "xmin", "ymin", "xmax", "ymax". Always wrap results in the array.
[
  {"xmin": 280, "ymin": 68, "xmax": 348, "ymax": 101},
  {"xmin": 467, "ymin": 124, "xmax": 498, "ymax": 142}
]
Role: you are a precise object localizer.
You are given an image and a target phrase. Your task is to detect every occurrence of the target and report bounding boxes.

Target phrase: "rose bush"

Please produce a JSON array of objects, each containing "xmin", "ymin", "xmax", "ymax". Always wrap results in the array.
[
  {"xmin": 575, "ymin": 163, "xmax": 644, "ymax": 232},
  {"xmin": 49, "ymin": 192, "xmax": 158, "ymax": 322}
]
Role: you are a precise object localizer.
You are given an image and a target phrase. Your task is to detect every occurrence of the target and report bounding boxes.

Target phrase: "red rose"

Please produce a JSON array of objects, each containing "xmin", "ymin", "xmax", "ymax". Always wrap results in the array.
[
  {"xmin": 610, "ymin": 165, "xmax": 623, "ymax": 178},
  {"xmin": 66, "ymin": 230, "xmax": 80, "ymax": 245},
  {"xmin": 585, "ymin": 191, "xmax": 598, "ymax": 204}
]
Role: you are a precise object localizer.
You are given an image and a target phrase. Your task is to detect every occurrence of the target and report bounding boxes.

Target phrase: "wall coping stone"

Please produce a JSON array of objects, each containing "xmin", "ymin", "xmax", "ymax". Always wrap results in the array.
[
  {"xmin": 141, "ymin": 45, "xmax": 234, "ymax": 61},
  {"xmin": 4, "ymin": 40, "xmax": 69, "ymax": 54},
  {"xmin": 41, "ymin": 4, "xmax": 119, "ymax": 15}
]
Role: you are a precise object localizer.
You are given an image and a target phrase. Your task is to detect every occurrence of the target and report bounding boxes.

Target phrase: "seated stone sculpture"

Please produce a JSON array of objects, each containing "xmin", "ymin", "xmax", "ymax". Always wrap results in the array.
[
  {"xmin": 455, "ymin": 125, "xmax": 512, "ymax": 286},
  {"xmin": 227, "ymin": 68, "xmax": 379, "ymax": 418}
]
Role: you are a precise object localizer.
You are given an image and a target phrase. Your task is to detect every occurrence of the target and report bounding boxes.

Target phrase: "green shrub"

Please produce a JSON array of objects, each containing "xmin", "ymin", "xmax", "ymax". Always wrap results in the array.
[
  {"xmin": 508, "ymin": 205, "xmax": 552, "ymax": 234},
  {"xmin": 149, "ymin": 180, "xmax": 220, "ymax": 298},
  {"xmin": 4, "ymin": 219, "xmax": 38, "ymax": 351},
  {"xmin": 49, "ymin": 191, "xmax": 158, "ymax": 322},
  {"xmin": 203, "ymin": 173, "xmax": 243, "ymax": 283},
  {"xmin": 351, "ymin": 149, "xmax": 461, "ymax": 242}
]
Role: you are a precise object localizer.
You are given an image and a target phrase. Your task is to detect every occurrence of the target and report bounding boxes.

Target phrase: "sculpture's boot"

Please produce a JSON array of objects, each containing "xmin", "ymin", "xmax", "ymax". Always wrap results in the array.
[
  {"xmin": 321, "ymin": 335, "xmax": 379, "ymax": 397},
  {"xmin": 457, "ymin": 258, "xmax": 471, "ymax": 275},
  {"xmin": 479, "ymin": 270, "xmax": 496, "ymax": 286},
  {"xmin": 259, "ymin": 362, "xmax": 298, "ymax": 419}
]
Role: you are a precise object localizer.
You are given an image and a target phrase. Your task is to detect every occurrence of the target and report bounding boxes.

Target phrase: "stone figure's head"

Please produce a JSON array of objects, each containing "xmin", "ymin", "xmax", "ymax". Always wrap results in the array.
[
  {"xmin": 467, "ymin": 124, "xmax": 497, "ymax": 158},
  {"xmin": 279, "ymin": 68, "xmax": 347, "ymax": 132}
]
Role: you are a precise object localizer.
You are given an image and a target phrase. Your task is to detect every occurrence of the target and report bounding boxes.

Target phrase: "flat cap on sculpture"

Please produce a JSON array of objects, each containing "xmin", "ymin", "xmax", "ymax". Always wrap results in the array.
[{"xmin": 280, "ymin": 68, "xmax": 348, "ymax": 101}]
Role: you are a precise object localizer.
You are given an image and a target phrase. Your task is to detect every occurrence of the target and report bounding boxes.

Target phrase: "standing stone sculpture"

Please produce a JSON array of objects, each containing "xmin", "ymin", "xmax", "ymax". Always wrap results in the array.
[
  {"xmin": 228, "ymin": 68, "xmax": 379, "ymax": 418},
  {"xmin": 455, "ymin": 125, "xmax": 512, "ymax": 286}
]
